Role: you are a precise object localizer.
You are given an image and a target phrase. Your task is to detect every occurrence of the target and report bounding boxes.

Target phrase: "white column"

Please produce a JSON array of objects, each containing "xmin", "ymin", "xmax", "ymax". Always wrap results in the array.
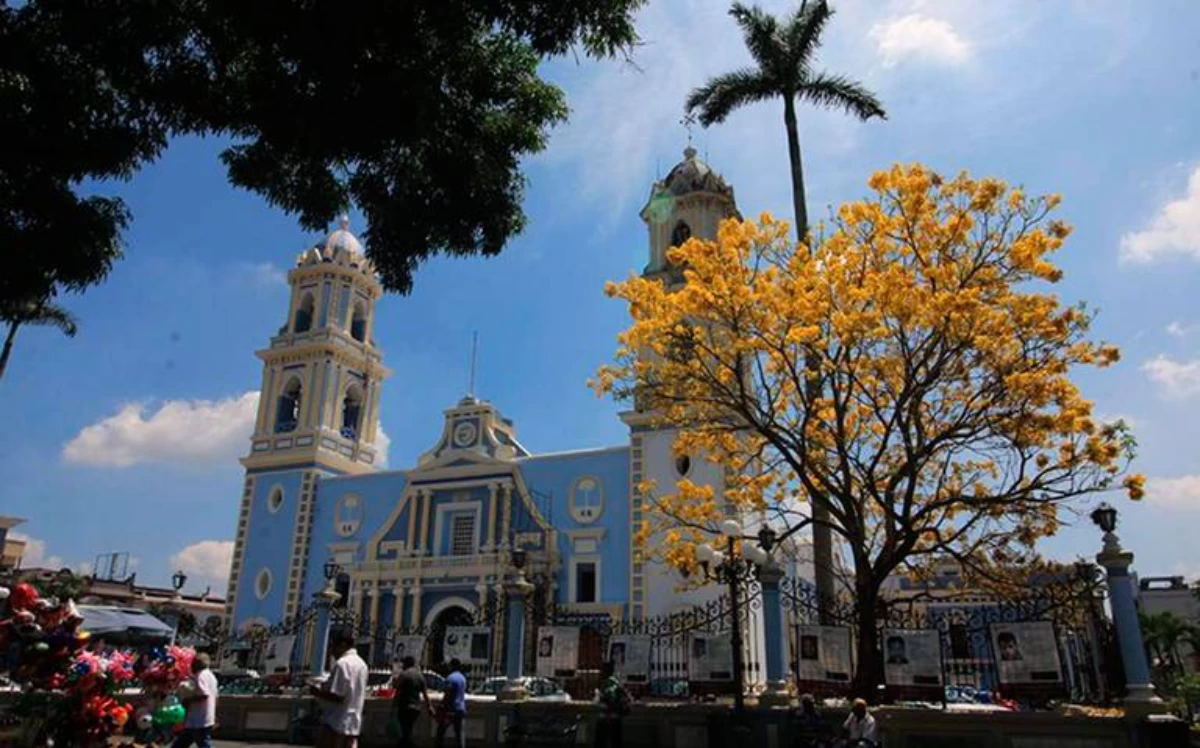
[
  {"xmin": 500, "ymin": 483, "xmax": 513, "ymax": 549},
  {"xmin": 486, "ymin": 483, "xmax": 499, "ymax": 551}
]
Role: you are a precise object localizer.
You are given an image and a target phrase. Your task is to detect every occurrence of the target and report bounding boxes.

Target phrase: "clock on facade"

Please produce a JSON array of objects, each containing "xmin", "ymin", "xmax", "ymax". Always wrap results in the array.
[{"xmin": 453, "ymin": 421, "xmax": 478, "ymax": 447}]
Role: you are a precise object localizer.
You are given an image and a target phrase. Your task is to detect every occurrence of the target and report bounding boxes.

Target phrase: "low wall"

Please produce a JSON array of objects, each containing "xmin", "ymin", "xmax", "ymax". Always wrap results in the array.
[{"xmin": 211, "ymin": 695, "xmax": 1158, "ymax": 748}]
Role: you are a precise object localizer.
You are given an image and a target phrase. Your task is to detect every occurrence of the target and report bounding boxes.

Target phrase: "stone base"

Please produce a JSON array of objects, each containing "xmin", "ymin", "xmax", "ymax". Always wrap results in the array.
[
  {"xmin": 497, "ymin": 680, "xmax": 530, "ymax": 702},
  {"xmin": 757, "ymin": 683, "xmax": 794, "ymax": 708},
  {"xmin": 1123, "ymin": 684, "xmax": 1168, "ymax": 719}
]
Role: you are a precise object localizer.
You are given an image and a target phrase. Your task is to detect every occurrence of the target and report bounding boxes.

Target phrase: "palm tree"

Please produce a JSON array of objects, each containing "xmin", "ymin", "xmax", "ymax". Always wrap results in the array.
[
  {"xmin": 686, "ymin": 1, "xmax": 885, "ymax": 244},
  {"xmin": 0, "ymin": 297, "xmax": 78, "ymax": 381},
  {"xmin": 685, "ymin": 1, "xmax": 885, "ymax": 626},
  {"xmin": 1141, "ymin": 611, "xmax": 1191, "ymax": 679}
]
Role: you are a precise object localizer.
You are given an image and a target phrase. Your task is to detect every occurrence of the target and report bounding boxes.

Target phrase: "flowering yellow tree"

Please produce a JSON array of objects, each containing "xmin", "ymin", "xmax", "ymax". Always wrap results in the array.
[{"xmin": 594, "ymin": 164, "xmax": 1143, "ymax": 691}]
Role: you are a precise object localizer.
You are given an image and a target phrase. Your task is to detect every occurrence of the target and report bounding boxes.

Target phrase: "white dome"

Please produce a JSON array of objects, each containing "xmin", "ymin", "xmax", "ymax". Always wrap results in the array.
[{"xmin": 324, "ymin": 215, "xmax": 364, "ymax": 256}]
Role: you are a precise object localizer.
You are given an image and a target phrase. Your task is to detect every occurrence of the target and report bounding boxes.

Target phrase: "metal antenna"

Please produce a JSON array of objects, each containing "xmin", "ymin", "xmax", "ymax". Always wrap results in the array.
[
  {"xmin": 468, "ymin": 331, "xmax": 478, "ymax": 397},
  {"xmin": 680, "ymin": 113, "xmax": 697, "ymax": 147}
]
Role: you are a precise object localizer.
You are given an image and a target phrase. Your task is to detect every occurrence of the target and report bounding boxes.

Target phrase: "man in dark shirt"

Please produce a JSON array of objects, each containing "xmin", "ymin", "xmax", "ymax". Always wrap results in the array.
[{"xmin": 391, "ymin": 656, "xmax": 431, "ymax": 748}]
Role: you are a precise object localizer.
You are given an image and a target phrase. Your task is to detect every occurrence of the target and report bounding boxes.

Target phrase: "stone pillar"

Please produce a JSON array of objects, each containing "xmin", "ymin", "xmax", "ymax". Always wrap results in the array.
[
  {"xmin": 486, "ymin": 483, "xmax": 499, "ymax": 551},
  {"xmin": 311, "ymin": 583, "xmax": 342, "ymax": 675},
  {"xmin": 757, "ymin": 563, "xmax": 792, "ymax": 707},
  {"xmin": 409, "ymin": 585, "xmax": 423, "ymax": 629},
  {"xmin": 499, "ymin": 573, "xmax": 535, "ymax": 701},
  {"xmin": 500, "ymin": 483, "xmax": 513, "ymax": 549},
  {"xmin": 419, "ymin": 489, "xmax": 433, "ymax": 555},
  {"xmin": 1096, "ymin": 532, "xmax": 1164, "ymax": 715},
  {"xmin": 393, "ymin": 588, "xmax": 405, "ymax": 632}
]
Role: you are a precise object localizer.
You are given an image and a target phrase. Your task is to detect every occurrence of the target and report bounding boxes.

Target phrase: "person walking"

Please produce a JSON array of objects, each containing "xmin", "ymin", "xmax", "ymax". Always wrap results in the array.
[
  {"xmin": 310, "ymin": 630, "xmax": 369, "ymax": 748},
  {"xmin": 392, "ymin": 655, "xmax": 432, "ymax": 748},
  {"xmin": 173, "ymin": 652, "xmax": 219, "ymax": 748},
  {"xmin": 435, "ymin": 659, "xmax": 467, "ymax": 748},
  {"xmin": 595, "ymin": 661, "xmax": 630, "ymax": 748}
]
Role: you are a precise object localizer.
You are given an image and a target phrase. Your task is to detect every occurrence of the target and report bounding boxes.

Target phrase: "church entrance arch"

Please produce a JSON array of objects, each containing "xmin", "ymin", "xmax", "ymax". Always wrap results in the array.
[{"xmin": 425, "ymin": 599, "xmax": 477, "ymax": 670}]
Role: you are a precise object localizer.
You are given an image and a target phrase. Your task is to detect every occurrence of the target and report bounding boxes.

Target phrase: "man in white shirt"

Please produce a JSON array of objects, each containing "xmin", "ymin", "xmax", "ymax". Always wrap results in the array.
[
  {"xmin": 174, "ymin": 652, "xmax": 219, "ymax": 748},
  {"xmin": 842, "ymin": 698, "xmax": 878, "ymax": 745},
  {"xmin": 310, "ymin": 630, "xmax": 369, "ymax": 748}
]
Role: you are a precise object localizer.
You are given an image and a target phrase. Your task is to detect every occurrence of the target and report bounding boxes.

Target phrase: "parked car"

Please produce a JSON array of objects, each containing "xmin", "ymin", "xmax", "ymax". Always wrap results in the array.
[{"xmin": 472, "ymin": 676, "xmax": 571, "ymax": 702}]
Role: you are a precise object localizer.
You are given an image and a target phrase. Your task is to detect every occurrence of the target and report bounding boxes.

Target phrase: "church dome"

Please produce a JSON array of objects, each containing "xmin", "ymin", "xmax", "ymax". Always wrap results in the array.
[
  {"xmin": 324, "ymin": 215, "xmax": 364, "ymax": 256},
  {"xmin": 662, "ymin": 146, "xmax": 734, "ymax": 199}
]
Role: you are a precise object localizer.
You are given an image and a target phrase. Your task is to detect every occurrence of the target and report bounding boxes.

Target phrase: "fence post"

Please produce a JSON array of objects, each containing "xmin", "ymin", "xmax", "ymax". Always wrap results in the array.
[
  {"xmin": 499, "ymin": 570, "xmax": 535, "ymax": 701},
  {"xmin": 758, "ymin": 563, "xmax": 792, "ymax": 707},
  {"xmin": 310, "ymin": 584, "xmax": 343, "ymax": 676},
  {"xmin": 1095, "ymin": 531, "xmax": 1164, "ymax": 716}
]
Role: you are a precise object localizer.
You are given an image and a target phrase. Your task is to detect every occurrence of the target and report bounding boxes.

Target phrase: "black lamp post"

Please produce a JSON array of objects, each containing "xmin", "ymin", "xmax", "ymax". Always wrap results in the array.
[
  {"xmin": 172, "ymin": 570, "xmax": 187, "ymax": 597},
  {"xmin": 324, "ymin": 559, "xmax": 340, "ymax": 582},
  {"xmin": 693, "ymin": 520, "xmax": 775, "ymax": 713},
  {"xmin": 1090, "ymin": 502, "xmax": 1118, "ymax": 534}
]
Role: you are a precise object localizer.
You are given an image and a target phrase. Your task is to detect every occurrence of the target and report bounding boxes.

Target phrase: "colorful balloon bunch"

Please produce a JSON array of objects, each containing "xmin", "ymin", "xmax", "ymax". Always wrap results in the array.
[
  {"xmin": 139, "ymin": 645, "xmax": 196, "ymax": 695},
  {"xmin": 0, "ymin": 583, "xmax": 91, "ymax": 690}
]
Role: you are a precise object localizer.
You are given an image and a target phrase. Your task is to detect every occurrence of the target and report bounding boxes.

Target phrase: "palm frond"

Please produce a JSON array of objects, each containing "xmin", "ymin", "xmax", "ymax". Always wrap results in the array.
[
  {"xmin": 797, "ymin": 72, "xmax": 887, "ymax": 121},
  {"xmin": 788, "ymin": 0, "xmax": 835, "ymax": 73},
  {"xmin": 686, "ymin": 68, "xmax": 779, "ymax": 127},
  {"xmin": 729, "ymin": 2, "xmax": 782, "ymax": 70},
  {"xmin": 20, "ymin": 302, "xmax": 78, "ymax": 337}
]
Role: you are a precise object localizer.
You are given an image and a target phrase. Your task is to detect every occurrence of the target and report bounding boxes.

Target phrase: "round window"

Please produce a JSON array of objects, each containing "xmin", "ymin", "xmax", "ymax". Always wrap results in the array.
[
  {"xmin": 267, "ymin": 485, "xmax": 285, "ymax": 514},
  {"xmin": 675, "ymin": 455, "xmax": 692, "ymax": 477},
  {"xmin": 255, "ymin": 568, "xmax": 273, "ymax": 600}
]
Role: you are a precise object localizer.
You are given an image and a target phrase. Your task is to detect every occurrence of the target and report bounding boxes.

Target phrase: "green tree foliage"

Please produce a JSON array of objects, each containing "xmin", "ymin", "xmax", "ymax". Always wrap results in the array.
[{"xmin": 0, "ymin": 0, "xmax": 645, "ymax": 376}]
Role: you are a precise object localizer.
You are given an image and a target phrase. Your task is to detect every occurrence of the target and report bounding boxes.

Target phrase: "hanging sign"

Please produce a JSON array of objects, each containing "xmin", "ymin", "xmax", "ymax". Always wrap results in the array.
[
  {"xmin": 536, "ymin": 626, "xmax": 581, "ymax": 678},
  {"xmin": 608, "ymin": 635, "xmax": 652, "ymax": 684},
  {"xmin": 794, "ymin": 624, "xmax": 853, "ymax": 683},
  {"xmin": 990, "ymin": 621, "xmax": 1063, "ymax": 684},
  {"xmin": 881, "ymin": 629, "xmax": 943, "ymax": 687},
  {"xmin": 389, "ymin": 635, "xmax": 428, "ymax": 672},
  {"xmin": 444, "ymin": 627, "xmax": 491, "ymax": 665},
  {"xmin": 688, "ymin": 632, "xmax": 734, "ymax": 681},
  {"xmin": 263, "ymin": 634, "xmax": 295, "ymax": 675}
]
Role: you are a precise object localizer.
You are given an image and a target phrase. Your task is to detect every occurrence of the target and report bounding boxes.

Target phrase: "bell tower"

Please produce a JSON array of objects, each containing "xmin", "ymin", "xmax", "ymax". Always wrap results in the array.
[
  {"xmin": 225, "ymin": 217, "xmax": 391, "ymax": 627},
  {"xmin": 623, "ymin": 147, "xmax": 741, "ymax": 619}
]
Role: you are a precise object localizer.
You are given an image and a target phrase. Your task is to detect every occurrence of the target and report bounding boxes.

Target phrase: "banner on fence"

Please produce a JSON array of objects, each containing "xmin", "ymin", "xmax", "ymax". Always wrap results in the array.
[
  {"xmin": 263, "ymin": 634, "xmax": 295, "ymax": 675},
  {"xmin": 444, "ymin": 627, "xmax": 491, "ymax": 665},
  {"xmin": 990, "ymin": 621, "xmax": 1062, "ymax": 684},
  {"xmin": 536, "ymin": 626, "xmax": 581, "ymax": 678},
  {"xmin": 689, "ymin": 632, "xmax": 734, "ymax": 681},
  {"xmin": 389, "ymin": 635, "xmax": 427, "ymax": 672},
  {"xmin": 882, "ymin": 629, "xmax": 942, "ymax": 687},
  {"xmin": 607, "ymin": 635, "xmax": 651, "ymax": 684},
  {"xmin": 794, "ymin": 625, "xmax": 852, "ymax": 683}
]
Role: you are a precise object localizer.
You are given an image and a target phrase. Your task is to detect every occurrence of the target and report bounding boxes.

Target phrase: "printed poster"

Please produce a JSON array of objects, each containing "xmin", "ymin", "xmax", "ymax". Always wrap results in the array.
[
  {"xmin": 536, "ymin": 626, "xmax": 581, "ymax": 678},
  {"xmin": 990, "ymin": 621, "xmax": 1063, "ymax": 684},
  {"xmin": 389, "ymin": 635, "xmax": 427, "ymax": 672},
  {"xmin": 608, "ymin": 635, "xmax": 652, "ymax": 684},
  {"xmin": 794, "ymin": 625, "xmax": 852, "ymax": 683},
  {"xmin": 688, "ymin": 632, "xmax": 734, "ymax": 681},
  {"xmin": 882, "ymin": 629, "xmax": 943, "ymax": 687},
  {"xmin": 444, "ymin": 626, "xmax": 491, "ymax": 665},
  {"xmin": 263, "ymin": 634, "xmax": 295, "ymax": 674}
]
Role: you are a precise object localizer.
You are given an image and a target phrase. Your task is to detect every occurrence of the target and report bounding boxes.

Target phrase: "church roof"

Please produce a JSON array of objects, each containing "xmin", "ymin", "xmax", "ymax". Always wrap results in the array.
[{"xmin": 661, "ymin": 146, "xmax": 734, "ymax": 199}]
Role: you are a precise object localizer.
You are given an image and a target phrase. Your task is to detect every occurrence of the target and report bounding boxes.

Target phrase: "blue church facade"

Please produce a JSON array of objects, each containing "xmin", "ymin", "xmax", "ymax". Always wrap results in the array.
[{"xmin": 225, "ymin": 149, "xmax": 746, "ymax": 643}]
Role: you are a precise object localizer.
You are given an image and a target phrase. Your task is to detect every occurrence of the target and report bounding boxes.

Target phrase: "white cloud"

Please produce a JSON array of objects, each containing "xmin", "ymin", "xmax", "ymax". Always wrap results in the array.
[
  {"xmin": 9, "ymin": 533, "xmax": 65, "ymax": 570},
  {"xmin": 1145, "ymin": 475, "xmax": 1200, "ymax": 512},
  {"xmin": 237, "ymin": 262, "xmax": 288, "ymax": 289},
  {"xmin": 63, "ymin": 391, "xmax": 259, "ymax": 468},
  {"xmin": 170, "ymin": 540, "xmax": 234, "ymax": 593},
  {"xmin": 1142, "ymin": 355, "xmax": 1200, "ymax": 399},
  {"xmin": 375, "ymin": 425, "xmax": 391, "ymax": 468},
  {"xmin": 1120, "ymin": 166, "xmax": 1200, "ymax": 263},
  {"xmin": 1166, "ymin": 321, "xmax": 1191, "ymax": 337},
  {"xmin": 870, "ymin": 14, "xmax": 971, "ymax": 68}
]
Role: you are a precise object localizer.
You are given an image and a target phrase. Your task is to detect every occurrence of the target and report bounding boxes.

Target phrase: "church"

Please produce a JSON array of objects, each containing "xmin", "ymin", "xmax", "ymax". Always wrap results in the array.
[{"xmin": 225, "ymin": 146, "xmax": 746, "ymax": 648}]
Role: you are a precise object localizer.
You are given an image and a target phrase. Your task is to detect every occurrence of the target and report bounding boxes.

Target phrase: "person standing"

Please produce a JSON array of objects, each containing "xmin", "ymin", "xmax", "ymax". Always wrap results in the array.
[
  {"xmin": 173, "ymin": 652, "xmax": 218, "ymax": 748},
  {"xmin": 392, "ymin": 655, "xmax": 432, "ymax": 748},
  {"xmin": 310, "ymin": 630, "xmax": 369, "ymax": 748},
  {"xmin": 435, "ymin": 659, "xmax": 467, "ymax": 748},
  {"xmin": 595, "ymin": 661, "xmax": 630, "ymax": 748}
]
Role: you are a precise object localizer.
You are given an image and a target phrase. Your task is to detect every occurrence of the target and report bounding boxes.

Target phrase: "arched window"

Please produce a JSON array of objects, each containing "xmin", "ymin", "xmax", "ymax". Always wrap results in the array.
[
  {"xmin": 350, "ymin": 301, "xmax": 367, "ymax": 342},
  {"xmin": 341, "ymin": 384, "xmax": 363, "ymax": 440},
  {"xmin": 671, "ymin": 221, "xmax": 692, "ymax": 247},
  {"xmin": 275, "ymin": 378, "xmax": 302, "ymax": 433},
  {"xmin": 293, "ymin": 293, "xmax": 315, "ymax": 333}
]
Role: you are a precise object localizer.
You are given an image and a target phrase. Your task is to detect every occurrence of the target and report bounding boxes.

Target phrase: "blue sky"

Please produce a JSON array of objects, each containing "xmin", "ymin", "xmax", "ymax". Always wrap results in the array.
[{"xmin": 2, "ymin": 0, "xmax": 1200, "ymax": 595}]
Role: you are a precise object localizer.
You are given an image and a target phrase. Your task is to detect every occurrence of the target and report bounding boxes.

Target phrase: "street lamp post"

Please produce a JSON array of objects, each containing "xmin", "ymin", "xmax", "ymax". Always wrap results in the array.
[
  {"xmin": 169, "ymin": 570, "xmax": 187, "ymax": 645},
  {"xmin": 694, "ymin": 520, "xmax": 777, "ymax": 713},
  {"xmin": 1089, "ymin": 503, "xmax": 1164, "ymax": 716},
  {"xmin": 312, "ymin": 560, "xmax": 343, "ymax": 675}
]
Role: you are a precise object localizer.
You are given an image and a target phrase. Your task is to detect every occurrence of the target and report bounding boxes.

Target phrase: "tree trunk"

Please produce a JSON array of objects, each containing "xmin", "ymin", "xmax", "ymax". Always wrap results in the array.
[
  {"xmin": 852, "ymin": 576, "xmax": 883, "ymax": 699},
  {"xmin": 784, "ymin": 94, "xmax": 835, "ymax": 621},
  {"xmin": 0, "ymin": 321, "xmax": 19, "ymax": 381}
]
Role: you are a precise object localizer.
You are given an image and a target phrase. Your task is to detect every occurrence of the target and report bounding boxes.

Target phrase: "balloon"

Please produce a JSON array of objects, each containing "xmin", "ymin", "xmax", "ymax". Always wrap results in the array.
[
  {"xmin": 136, "ymin": 712, "xmax": 154, "ymax": 731},
  {"xmin": 0, "ymin": 586, "xmax": 9, "ymax": 600},
  {"xmin": 8, "ymin": 583, "xmax": 38, "ymax": 612},
  {"xmin": 176, "ymin": 680, "xmax": 196, "ymax": 700}
]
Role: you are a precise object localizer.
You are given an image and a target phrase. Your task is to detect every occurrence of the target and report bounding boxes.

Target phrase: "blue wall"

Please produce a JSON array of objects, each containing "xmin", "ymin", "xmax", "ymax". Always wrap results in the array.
[
  {"xmin": 234, "ymin": 470, "xmax": 305, "ymax": 627},
  {"xmin": 301, "ymin": 469, "xmax": 410, "ymax": 603},
  {"xmin": 518, "ymin": 447, "xmax": 631, "ymax": 605}
]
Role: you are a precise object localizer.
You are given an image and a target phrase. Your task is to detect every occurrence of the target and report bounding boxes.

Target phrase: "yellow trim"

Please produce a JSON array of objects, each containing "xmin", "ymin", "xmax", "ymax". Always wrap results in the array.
[{"xmin": 367, "ymin": 488, "xmax": 414, "ymax": 560}]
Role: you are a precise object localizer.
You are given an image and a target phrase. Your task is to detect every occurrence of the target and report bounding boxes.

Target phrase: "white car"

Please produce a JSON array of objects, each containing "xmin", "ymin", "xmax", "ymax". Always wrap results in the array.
[{"xmin": 471, "ymin": 676, "xmax": 571, "ymax": 702}]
